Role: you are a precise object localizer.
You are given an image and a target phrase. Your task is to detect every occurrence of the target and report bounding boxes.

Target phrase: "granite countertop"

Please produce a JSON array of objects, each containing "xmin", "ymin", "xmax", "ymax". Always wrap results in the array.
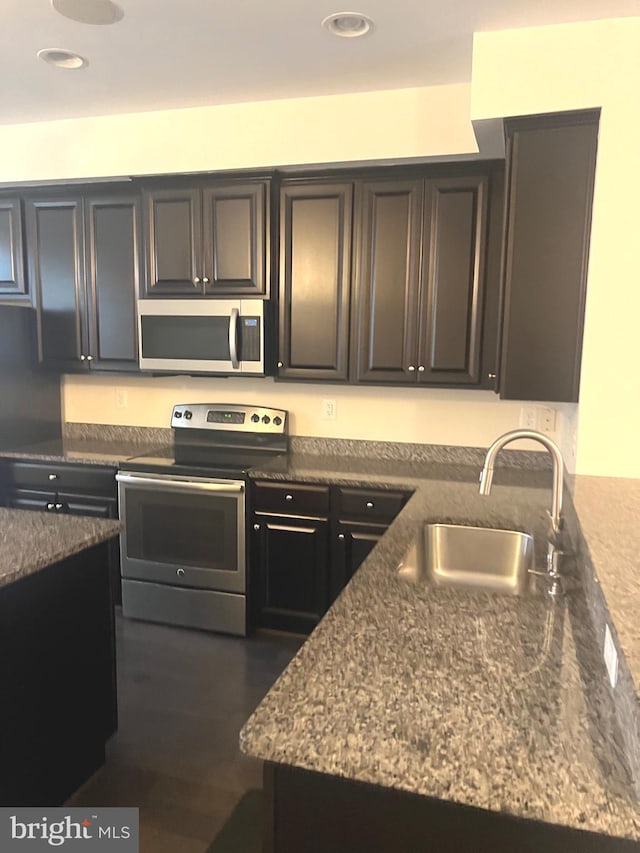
[
  {"xmin": 241, "ymin": 452, "xmax": 640, "ymax": 842},
  {"xmin": 0, "ymin": 436, "xmax": 166, "ymax": 467},
  {"xmin": 0, "ymin": 507, "xmax": 121, "ymax": 590}
]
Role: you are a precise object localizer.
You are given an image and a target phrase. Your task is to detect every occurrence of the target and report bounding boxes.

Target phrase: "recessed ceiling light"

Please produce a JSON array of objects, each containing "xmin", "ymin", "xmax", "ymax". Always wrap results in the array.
[
  {"xmin": 322, "ymin": 11, "xmax": 375, "ymax": 38},
  {"xmin": 51, "ymin": 0, "xmax": 124, "ymax": 26},
  {"xmin": 37, "ymin": 48, "xmax": 88, "ymax": 70}
]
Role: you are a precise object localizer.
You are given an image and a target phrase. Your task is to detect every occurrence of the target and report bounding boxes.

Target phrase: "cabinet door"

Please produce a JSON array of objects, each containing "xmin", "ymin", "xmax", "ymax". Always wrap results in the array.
[
  {"xmin": 353, "ymin": 180, "xmax": 423, "ymax": 383},
  {"xmin": 418, "ymin": 175, "xmax": 488, "ymax": 385},
  {"xmin": 202, "ymin": 182, "xmax": 268, "ymax": 296},
  {"xmin": 26, "ymin": 197, "xmax": 87, "ymax": 369},
  {"xmin": 500, "ymin": 112, "xmax": 598, "ymax": 401},
  {"xmin": 0, "ymin": 198, "xmax": 27, "ymax": 303},
  {"xmin": 278, "ymin": 183, "xmax": 353, "ymax": 380},
  {"xmin": 85, "ymin": 194, "xmax": 141, "ymax": 370},
  {"xmin": 143, "ymin": 188, "xmax": 202, "ymax": 296},
  {"xmin": 5, "ymin": 489, "xmax": 55, "ymax": 512},
  {"xmin": 333, "ymin": 521, "xmax": 386, "ymax": 602},
  {"xmin": 252, "ymin": 514, "xmax": 329, "ymax": 634}
]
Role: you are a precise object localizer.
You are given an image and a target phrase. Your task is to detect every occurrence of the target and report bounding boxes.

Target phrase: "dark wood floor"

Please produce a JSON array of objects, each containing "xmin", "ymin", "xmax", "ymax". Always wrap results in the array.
[{"xmin": 69, "ymin": 613, "xmax": 303, "ymax": 852}]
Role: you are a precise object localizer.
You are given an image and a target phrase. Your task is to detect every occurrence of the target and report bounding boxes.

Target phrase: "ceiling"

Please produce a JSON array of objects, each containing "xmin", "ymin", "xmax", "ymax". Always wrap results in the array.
[{"xmin": 1, "ymin": 0, "xmax": 638, "ymax": 126}]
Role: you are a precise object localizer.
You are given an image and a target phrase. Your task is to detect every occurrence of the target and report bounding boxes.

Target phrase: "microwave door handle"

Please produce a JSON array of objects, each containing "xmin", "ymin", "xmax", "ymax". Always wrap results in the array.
[{"xmin": 229, "ymin": 308, "xmax": 240, "ymax": 369}]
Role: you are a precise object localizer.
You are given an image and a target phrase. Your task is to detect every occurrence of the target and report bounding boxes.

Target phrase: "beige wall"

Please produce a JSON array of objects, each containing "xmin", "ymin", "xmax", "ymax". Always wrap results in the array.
[
  {"xmin": 62, "ymin": 374, "xmax": 575, "ymax": 461},
  {"xmin": 0, "ymin": 83, "xmax": 478, "ymax": 183},
  {"xmin": 472, "ymin": 17, "xmax": 640, "ymax": 477}
]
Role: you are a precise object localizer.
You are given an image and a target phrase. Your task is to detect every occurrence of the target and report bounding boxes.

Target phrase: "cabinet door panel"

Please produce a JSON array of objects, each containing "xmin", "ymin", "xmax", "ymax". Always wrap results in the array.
[
  {"xmin": 86, "ymin": 195, "xmax": 140, "ymax": 369},
  {"xmin": 202, "ymin": 182, "xmax": 267, "ymax": 295},
  {"xmin": 279, "ymin": 183, "xmax": 352, "ymax": 380},
  {"xmin": 143, "ymin": 189, "xmax": 201, "ymax": 295},
  {"xmin": 419, "ymin": 176, "xmax": 488, "ymax": 384},
  {"xmin": 253, "ymin": 515, "xmax": 329, "ymax": 634},
  {"xmin": 500, "ymin": 114, "xmax": 598, "ymax": 402},
  {"xmin": 333, "ymin": 522, "xmax": 386, "ymax": 602},
  {"xmin": 353, "ymin": 180, "xmax": 422, "ymax": 382},
  {"xmin": 0, "ymin": 198, "xmax": 27, "ymax": 302},
  {"xmin": 26, "ymin": 198, "xmax": 86, "ymax": 367}
]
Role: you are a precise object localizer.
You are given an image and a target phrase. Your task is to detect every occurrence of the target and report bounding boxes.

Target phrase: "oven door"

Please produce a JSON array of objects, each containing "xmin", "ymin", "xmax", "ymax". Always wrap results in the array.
[{"xmin": 116, "ymin": 472, "xmax": 246, "ymax": 593}]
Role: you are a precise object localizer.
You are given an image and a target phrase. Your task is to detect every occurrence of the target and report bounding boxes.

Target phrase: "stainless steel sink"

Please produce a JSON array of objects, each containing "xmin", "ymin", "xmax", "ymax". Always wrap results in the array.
[{"xmin": 397, "ymin": 523, "xmax": 535, "ymax": 596}]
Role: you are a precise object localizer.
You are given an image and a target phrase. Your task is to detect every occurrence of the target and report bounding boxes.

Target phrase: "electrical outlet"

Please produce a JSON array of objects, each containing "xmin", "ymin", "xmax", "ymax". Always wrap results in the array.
[
  {"xmin": 604, "ymin": 624, "xmax": 618, "ymax": 689},
  {"xmin": 321, "ymin": 399, "xmax": 337, "ymax": 420},
  {"xmin": 519, "ymin": 405, "xmax": 538, "ymax": 430},
  {"xmin": 115, "ymin": 389, "xmax": 128, "ymax": 409},
  {"xmin": 539, "ymin": 406, "xmax": 557, "ymax": 433}
]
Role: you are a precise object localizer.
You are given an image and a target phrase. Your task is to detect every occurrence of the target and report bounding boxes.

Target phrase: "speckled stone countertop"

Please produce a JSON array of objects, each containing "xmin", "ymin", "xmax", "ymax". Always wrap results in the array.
[
  {"xmin": 241, "ymin": 453, "xmax": 640, "ymax": 842},
  {"xmin": 0, "ymin": 507, "xmax": 120, "ymax": 590}
]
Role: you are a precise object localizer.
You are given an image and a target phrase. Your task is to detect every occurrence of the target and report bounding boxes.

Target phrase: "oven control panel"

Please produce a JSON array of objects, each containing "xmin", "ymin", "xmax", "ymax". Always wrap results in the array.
[{"xmin": 171, "ymin": 404, "xmax": 287, "ymax": 434}]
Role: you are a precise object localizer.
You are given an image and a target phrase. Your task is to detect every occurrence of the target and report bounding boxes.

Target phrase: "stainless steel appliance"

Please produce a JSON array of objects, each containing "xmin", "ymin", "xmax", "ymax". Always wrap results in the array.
[
  {"xmin": 117, "ymin": 403, "xmax": 288, "ymax": 636},
  {"xmin": 137, "ymin": 298, "xmax": 268, "ymax": 374}
]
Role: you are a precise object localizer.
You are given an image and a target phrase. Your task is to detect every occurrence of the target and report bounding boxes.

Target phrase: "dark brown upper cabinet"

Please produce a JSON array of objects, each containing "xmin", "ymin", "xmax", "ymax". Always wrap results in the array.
[
  {"xmin": 499, "ymin": 111, "xmax": 599, "ymax": 402},
  {"xmin": 278, "ymin": 182, "xmax": 353, "ymax": 381},
  {"xmin": 0, "ymin": 198, "xmax": 28, "ymax": 304},
  {"xmin": 352, "ymin": 170, "xmax": 498, "ymax": 387},
  {"xmin": 142, "ymin": 180, "xmax": 269, "ymax": 298},
  {"xmin": 26, "ymin": 192, "xmax": 141, "ymax": 372}
]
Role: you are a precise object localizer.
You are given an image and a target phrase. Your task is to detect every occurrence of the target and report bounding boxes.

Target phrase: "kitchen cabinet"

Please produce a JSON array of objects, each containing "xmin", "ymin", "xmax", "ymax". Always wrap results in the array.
[
  {"xmin": 277, "ymin": 181, "xmax": 353, "ymax": 380},
  {"xmin": 0, "ymin": 460, "xmax": 121, "ymax": 605},
  {"xmin": 0, "ymin": 197, "xmax": 28, "ymax": 303},
  {"xmin": 250, "ymin": 481, "xmax": 409, "ymax": 634},
  {"xmin": 499, "ymin": 111, "xmax": 599, "ymax": 402},
  {"xmin": 142, "ymin": 180, "xmax": 269, "ymax": 297},
  {"xmin": 25, "ymin": 191, "xmax": 141, "ymax": 372},
  {"xmin": 353, "ymin": 170, "xmax": 498, "ymax": 386}
]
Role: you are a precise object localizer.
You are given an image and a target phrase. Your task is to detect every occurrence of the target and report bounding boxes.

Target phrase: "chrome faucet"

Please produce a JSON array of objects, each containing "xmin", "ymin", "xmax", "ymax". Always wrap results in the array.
[{"xmin": 479, "ymin": 429, "xmax": 565, "ymax": 595}]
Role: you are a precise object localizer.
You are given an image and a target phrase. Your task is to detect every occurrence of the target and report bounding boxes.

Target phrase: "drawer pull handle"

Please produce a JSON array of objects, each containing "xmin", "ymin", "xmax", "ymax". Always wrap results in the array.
[
  {"xmin": 48, "ymin": 473, "xmax": 58, "ymax": 480},
  {"xmin": 55, "ymin": 503, "xmax": 63, "ymax": 510},
  {"xmin": 253, "ymin": 523, "xmax": 261, "ymax": 531},
  {"xmin": 338, "ymin": 533, "xmax": 345, "ymax": 540},
  {"xmin": 177, "ymin": 568, "xmax": 185, "ymax": 577},
  {"xmin": 46, "ymin": 502, "xmax": 55, "ymax": 510},
  {"xmin": 285, "ymin": 494, "xmax": 293, "ymax": 501},
  {"xmin": 366, "ymin": 501, "xmax": 374, "ymax": 509}
]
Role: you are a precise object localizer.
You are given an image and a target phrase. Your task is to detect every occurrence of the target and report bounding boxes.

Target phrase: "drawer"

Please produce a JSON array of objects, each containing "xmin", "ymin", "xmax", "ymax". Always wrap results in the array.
[
  {"xmin": 253, "ymin": 481, "xmax": 330, "ymax": 517},
  {"xmin": 1, "ymin": 461, "xmax": 116, "ymax": 496},
  {"xmin": 337, "ymin": 487, "xmax": 408, "ymax": 523}
]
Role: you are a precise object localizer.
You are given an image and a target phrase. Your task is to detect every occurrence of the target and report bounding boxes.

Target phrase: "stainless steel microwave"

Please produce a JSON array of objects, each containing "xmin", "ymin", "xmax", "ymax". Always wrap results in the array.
[{"xmin": 137, "ymin": 299, "xmax": 267, "ymax": 374}]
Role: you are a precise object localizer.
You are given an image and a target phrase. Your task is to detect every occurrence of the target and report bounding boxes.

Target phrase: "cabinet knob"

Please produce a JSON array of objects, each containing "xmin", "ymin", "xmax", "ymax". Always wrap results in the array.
[
  {"xmin": 253, "ymin": 523, "xmax": 261, "ymax": 531},
  {"xmin": 86, "ymin": 355, "xmax": 94, "ymax": 361},
  {"xmin": 46, "ymin": 502, "xmax": 55, "ymax": 510},
  {"xmin": 417, "ymin": 365, "xmax": 425, "ymax": 372},
  {"xmin": 193, "ymin": 277, "xmax": 201, "ymax": 285},
  {"xmin": 407, "ymin": 365, "xmax": 415, "ymax": 372},
  {"xmin": 202, "ymin": 277, "xmax": 210, "ymax": 284},
  {"xmin": 285, "ymin": 494, "xmax": 293, "ymax": 501},
  {"xmin": 176, "ymin": 568, "xmax": 185, "ymax": 577},
  {"xmin": 80, "ymin": 354, "xmax": 86, "ymax": 361},
  {"xmin": 277, "ymin": 361, "xmax": 284, "ymax": 368},
  {"xmin": 48, "ymin": 473, "xmax": 58, "ymax": 481},
  {"xmin": 488, "ymin": 373, "xmax": 497, "ymax": 380},
  {"xmin": 55, "ymin": 503, "xmax": 63, "ymax": 510},
  {"xmin": 337, "ymin": 533, "xmax": 345, "ymax": 540},
  {"xmin": 366, "ymin": 501, "xmax": 374, "ymax": 509}
]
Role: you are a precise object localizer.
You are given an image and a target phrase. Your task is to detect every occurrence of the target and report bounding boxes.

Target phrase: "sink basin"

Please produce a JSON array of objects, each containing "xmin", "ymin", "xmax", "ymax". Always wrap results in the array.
[{"xmin": 397, "ymin": 523, "xmax": 535, "ymax": 596}]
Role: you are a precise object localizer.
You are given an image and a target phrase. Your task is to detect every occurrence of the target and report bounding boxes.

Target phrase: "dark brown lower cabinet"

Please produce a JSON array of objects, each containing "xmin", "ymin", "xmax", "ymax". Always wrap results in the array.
[
  {"xmin": 332, "ymin": 520, "xmax": 386, "ymax": 601},
  {"xmin": 263, "ymin": 763, "xmax": 637, "ymax": 853},
  {"xmin": 252, "ymin": 513, "xmax": 329, "ymax": 634}
]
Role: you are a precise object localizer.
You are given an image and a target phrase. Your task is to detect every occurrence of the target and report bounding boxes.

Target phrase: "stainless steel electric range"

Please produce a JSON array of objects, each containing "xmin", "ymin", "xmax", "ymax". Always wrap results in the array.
[{"xmin": 116, "ymin": 403, "xmax": 288, "ymax": 636}]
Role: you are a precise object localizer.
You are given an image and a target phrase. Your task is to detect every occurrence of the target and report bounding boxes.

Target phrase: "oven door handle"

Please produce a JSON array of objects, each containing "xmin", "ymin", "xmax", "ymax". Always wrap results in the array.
[
  {"xmin": 116, "ymin": 473, "xmax": 244, "ymax": 494},
  {"xmin": 229, "ymin": 307, "xmax": 240, "ymax": 369}
]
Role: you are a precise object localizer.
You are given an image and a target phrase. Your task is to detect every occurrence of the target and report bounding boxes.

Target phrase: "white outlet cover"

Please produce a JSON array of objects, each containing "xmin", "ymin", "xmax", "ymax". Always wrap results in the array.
[
  {"xmin": 321, "ymin": 399, "xmax": 336, "ymax": 420},
  {"xmin": 604, "ymin": 624, "xmax": 618, "ymax": 689}
]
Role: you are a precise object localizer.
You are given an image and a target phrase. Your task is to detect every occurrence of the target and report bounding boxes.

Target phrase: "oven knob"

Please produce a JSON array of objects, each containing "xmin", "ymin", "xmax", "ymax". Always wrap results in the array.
[
  {"xmin": 273, "ymin": 416, "xmax": 282, "ymax": 426},
  {"xmin": 184, "ymin": 410, "xmax": 192, "ymax": 420},
  {"xmin": 262, "ymin": 415, "xmax": 271, "ymax": 424},
  {"xmin": 251, "ymin": 414, "xmax": 260, "ymax": 423}
]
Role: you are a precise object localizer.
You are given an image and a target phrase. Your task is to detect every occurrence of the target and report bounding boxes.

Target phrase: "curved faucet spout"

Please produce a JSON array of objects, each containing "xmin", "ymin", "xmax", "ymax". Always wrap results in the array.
[{"xmin": 479, "ymin": 429, "xmax": 564, "ymax": 534}]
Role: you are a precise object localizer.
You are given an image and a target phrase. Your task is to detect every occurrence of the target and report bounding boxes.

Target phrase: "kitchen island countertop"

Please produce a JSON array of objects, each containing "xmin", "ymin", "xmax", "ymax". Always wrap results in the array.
[{"xmin": 241, "ymin": 452, "xmax": 640, "ymax": 843}]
